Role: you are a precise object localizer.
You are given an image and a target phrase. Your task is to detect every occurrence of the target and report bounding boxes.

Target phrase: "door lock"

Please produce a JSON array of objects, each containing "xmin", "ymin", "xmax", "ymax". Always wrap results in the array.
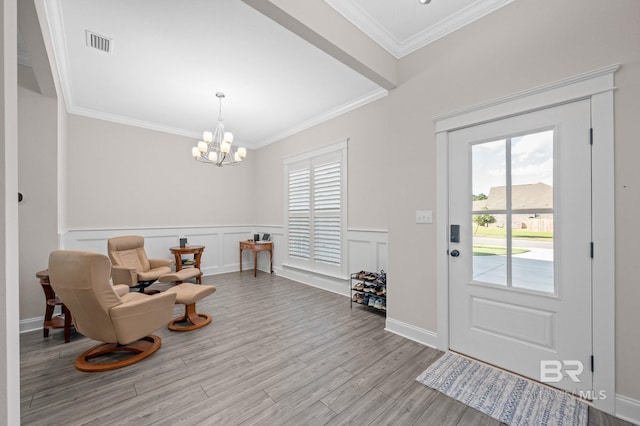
[
  {"xmin": 450, "ymin": 225, "xmax": 460, "ymax": 243},
  {"xmin": 450, "ymin": 249, "xmax": 460, "ymax": 257}
]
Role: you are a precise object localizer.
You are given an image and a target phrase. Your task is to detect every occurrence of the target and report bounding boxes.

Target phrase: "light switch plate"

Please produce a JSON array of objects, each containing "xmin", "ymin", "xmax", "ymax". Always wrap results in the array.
[{"xmin": 416, "ymin": 210, "xmax": 433, "ymax": 224}]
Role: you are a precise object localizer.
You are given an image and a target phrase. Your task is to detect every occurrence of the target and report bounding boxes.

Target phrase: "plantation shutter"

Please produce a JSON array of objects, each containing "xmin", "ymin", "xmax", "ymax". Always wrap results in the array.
[
  {"xmin": 313, "ymin": 161, "xmax": 341, "ymax": 265},
  {"xmin": 284, "ymin": 140, "xmax": 347, "ymax": 275},
  {"xmin": 288, "ymin": 168, "xmax": 310, "ymax": 259}
]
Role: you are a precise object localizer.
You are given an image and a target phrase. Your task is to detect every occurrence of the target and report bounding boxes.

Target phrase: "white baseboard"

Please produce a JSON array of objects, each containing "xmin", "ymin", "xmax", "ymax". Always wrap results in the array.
[
  {"xmin": 385, "ymin": 317, "xmax": 439, "ymax": 349},
  {"xmin": 277, "ymin": 266, "xmax": 349, "ymax": 297},
  {"xmin": 201, "ymin": 264, "xmax": 240, "ymax": 276},
  {"xmin": 616, "ymin": 394, "xmax": 640, "ymax": 425},
  {"xmin": 20, "ymin": 317, "xmax": 43, "ymax": 334}
]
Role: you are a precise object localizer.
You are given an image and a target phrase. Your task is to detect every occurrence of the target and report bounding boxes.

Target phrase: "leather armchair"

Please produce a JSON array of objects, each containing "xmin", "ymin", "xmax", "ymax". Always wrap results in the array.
[
  {"xmin": 107, "ymin": 235, "xmax": 173, "ymax": 292},
  {"xmin": 48, "ymin": 250, "xmax": 176, "ymax": 372}
]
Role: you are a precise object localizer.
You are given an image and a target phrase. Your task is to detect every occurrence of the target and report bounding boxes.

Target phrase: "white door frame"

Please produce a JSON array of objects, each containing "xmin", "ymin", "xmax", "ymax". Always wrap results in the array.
[{"xmin": 435, "ymin": 64, "xmax": 618, "ymax": 415}]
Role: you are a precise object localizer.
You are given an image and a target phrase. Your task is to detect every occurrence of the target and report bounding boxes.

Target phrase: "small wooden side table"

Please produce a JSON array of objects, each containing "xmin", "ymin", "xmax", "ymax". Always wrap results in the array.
[
  {"xmin": 36, "ymin": 269, "xmax": 73, "ymax": 343},
  {"xmin": 239, "ymin": 241, "xmax": 273, "ymax": 277},
  {"xmin": 169, "ymin": 245, "xmax": 205, "ymax": 284}
]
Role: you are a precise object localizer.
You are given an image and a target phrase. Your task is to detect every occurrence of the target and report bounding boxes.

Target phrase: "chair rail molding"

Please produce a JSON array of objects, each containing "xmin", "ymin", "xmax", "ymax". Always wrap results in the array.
[
  {"xmin": 19, "ymin": 226, "xmax": 390, "ymax": 333},
  {"xmin": 279, "ymin": 227, "xmax": 388, "ymax": 297},
  {"xmin": 61, "ymin": 225, "xmax": 258, "ymax": 277}
]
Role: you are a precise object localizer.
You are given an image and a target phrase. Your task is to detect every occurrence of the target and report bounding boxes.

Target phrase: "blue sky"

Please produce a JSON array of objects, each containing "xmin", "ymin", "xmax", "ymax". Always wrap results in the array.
[{"xmin": 472, "ymin": 130, "xmax": 553, "ymax": 196}]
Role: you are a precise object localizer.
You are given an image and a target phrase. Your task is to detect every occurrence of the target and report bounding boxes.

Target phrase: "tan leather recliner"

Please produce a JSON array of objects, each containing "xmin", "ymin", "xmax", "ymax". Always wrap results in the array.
[
  {"xmin": 48, "ymin": 250, "xmax": 176, "ymax": 372},
  {"xmin": 107, "ymin": 235, "xmax": 173, "ymax": 292}
]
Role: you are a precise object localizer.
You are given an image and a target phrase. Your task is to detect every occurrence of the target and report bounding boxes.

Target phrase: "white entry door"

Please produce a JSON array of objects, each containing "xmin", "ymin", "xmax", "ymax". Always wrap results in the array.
[{"xmin": 448, "ymin": 100, "xmax": 593, "ymax": 394}]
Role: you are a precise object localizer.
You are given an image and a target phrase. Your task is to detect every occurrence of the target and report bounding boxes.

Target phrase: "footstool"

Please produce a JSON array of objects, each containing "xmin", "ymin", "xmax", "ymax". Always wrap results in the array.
[
  {"xmin": 158, "ymin": 267, "xmax": 202, "ymax": 284},
  {"xmin": 164, "ymin": 283, "xmax": 216, "ymax": 331}
]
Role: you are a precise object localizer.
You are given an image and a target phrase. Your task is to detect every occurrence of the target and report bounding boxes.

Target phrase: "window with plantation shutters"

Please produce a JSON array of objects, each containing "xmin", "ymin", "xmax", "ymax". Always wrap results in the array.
[
  {"xmin": 284, "ymin": 141, "xmax": 347, "ymax": 276},
  {"xmin": 288, "ymin": 168, "xmax": 310, "ymax": 260},
  {"xmin": 313, "ymin": 161, "xmax": 341, "ymax": 265}
]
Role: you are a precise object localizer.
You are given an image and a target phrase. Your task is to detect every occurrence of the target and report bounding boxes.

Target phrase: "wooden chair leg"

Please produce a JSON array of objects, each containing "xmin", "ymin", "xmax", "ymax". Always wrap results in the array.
[
  {"xmin": 168, "ymin": 303, "xmax": 212, "ymax": 332},
  {"xmin": 43, "ymin": 304, "xmax": 55, "ymax": 338},
  {"xmin": 63, "ymin": 304, "xmax": 72, "ymax": 343}
]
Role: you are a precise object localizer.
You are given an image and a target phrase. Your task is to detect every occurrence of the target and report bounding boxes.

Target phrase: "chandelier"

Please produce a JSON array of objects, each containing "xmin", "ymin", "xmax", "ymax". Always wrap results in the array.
[{"xmin": 191, "ymin": 92, "xmax": 247, "ymax": 167}]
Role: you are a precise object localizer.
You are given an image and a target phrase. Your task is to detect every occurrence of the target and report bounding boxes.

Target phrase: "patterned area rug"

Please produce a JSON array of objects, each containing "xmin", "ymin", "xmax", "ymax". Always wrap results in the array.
[{"xmin": 416, "ymin": 352, "xmax": 587, "ymax": 426}]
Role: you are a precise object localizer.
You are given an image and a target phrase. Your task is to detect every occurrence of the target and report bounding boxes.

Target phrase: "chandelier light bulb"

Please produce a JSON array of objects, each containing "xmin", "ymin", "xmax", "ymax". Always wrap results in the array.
[{"xmin": 192, "ymin": 92, "xmax": 246, "ymax": 167}]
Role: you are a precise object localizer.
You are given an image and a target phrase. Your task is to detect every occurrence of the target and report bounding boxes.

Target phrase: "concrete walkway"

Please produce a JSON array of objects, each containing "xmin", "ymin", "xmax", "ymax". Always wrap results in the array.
[{"xmin": 473, "ymin": 239, "xmax": 554, "ymax": 292}]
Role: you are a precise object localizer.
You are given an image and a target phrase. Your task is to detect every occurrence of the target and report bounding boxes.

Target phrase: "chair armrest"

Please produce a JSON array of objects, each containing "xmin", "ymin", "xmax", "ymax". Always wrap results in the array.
[
  {"xmin": 149, "ymin": 258, "xmax": 173, "ymax": 269},
  {"xmin": 110, "ymin": 292, "xmax": 177, "ymax": 345},
  {"xmin": 113, "ymin": 284, "xmax": 130, "ymax": 297},
  {"xmin": 111, "ymin": 266, "xmax": 137, "ymax": 287}
]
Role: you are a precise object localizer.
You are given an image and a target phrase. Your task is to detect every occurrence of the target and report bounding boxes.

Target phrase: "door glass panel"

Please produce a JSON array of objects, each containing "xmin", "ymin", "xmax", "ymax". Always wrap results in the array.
[
  {"xmin": 471, "ymin": 131, "xmax": 554, "ymax": 293},
  {"xmin": 472, "ymin": 139, "xmax": 506, "ymax": 285},
  {"xmin": 510, "ymin": 130, "xmax": 554, "ymax": 292}
]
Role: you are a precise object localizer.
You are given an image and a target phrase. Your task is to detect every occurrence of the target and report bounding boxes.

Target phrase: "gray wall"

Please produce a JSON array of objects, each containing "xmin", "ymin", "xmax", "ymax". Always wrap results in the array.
[
  {"xmin": 392, "ymin": 0, "xmax": 640, "ymax": 400},
  {"xmin": 15, "ymin": 0, "xmax": 640, "ymax": 409},
  {"xmin": 253, "ymin": 96, "xmax": 390, "ymax": 230},
  {"xmin": 18, "ymin": 65, "xmax": 59, "ymax": 320},
  {"xmin": 65, "ymin": 114, "xmax": 257, "ymax": 229},
  {"xmin": 253, "ymin": 0, "xmax": 640, "ymax": 403}
]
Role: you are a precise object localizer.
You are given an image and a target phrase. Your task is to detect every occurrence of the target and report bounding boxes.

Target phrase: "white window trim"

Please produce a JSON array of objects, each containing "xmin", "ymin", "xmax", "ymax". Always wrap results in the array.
[
  {"xmin": 435, "ymin": 64, "xmax": 618, "ymax": 415},
  {"xmin": 283, "ymin": 139, "xmax": 348, "ymax": 278}
]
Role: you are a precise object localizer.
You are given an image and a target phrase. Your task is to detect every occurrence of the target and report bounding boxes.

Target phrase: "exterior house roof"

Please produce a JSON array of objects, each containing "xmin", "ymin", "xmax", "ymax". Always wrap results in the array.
[{"xmin": 473, "ymin": 182, "xmax": 553, "ymax": 211}]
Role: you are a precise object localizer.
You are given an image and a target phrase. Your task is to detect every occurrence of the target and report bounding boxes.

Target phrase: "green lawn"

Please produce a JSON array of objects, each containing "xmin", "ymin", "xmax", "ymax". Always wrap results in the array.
[
  {"xmin": 473, "ymin": 244, "xmax": 530, "ymax": 256},
  {"xmin": 473, "ymin": 226, "xmax": 553, "ymax": 241}
]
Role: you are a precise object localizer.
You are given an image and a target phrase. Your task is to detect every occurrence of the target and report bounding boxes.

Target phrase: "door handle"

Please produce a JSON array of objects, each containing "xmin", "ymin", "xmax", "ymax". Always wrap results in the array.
[{"xmin": 450, "ymin": 249, "xmax": 460, "ymax": 257}]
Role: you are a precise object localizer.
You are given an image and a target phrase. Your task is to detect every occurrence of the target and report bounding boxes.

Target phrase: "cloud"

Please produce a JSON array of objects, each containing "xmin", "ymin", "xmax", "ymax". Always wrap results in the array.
[{"xmin": 472, "ymin": 130, "xmax": 553, "ymax": 194}]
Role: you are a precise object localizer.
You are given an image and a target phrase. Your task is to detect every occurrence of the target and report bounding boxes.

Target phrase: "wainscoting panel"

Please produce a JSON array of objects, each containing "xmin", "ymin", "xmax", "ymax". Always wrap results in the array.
[
  {"xmin": 61, "ymin": 226, "xmax": 255, "ymax": 276},
  {"xmin": 253, "ymin": 226, "xmax": 284, "ymax": 273},
  {"xmin": 223, "ymin": 231, "xmax": 249, "ymax": 269},
  {"xmin": 347, "ymin": 229, "xmax": 388, "ymax": 274},
  {"xmin": 140, "ymin": 234, "xmax": 181, "ymax": 260},
  {"xmin": 32, "ymin": 226, "xmax": 390, "ymax": 333},
  {"xmin": 277, "ymin": 229, "xmax": 389, "ymax": 297},
  {"xmin": 377, "ymin": 241, "xmax": 388, "ymax": 272},
  {"xmin": 61, "ymin": 227, "xmax": 388, "ymax": 279},
  {"xmin": 181, "ymin": 232, "xmax": 220, "ymax": 270}
]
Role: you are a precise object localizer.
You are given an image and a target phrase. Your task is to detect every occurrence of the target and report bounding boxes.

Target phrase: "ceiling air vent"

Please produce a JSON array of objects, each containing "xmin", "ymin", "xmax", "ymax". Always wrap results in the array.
[{"xmin": 85, "ymin": 30, "xmax": 112, "ymax": 53}]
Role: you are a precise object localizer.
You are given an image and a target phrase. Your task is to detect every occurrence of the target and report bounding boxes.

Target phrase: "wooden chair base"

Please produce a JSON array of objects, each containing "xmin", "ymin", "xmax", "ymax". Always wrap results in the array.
[
  {"xmin": 168, "ymin": 303, "xmax": 212, "ymax": 331},
  {"xmin": 75, "ymin": 335, "xmax": 162, "ymax": 372}
]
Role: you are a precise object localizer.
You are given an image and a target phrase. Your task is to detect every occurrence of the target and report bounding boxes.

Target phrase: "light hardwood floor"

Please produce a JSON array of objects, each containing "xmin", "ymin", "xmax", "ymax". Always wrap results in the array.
[{"xmin": 21, "ymin": 272, "xmax": 631, "ymax": 425}]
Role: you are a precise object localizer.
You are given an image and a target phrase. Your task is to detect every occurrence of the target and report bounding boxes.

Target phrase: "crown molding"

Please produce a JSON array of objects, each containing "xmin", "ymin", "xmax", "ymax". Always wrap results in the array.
[
  {"xmin": 325, "ymin": 0, "xmax": 515, "ymax": 59},
  {"xmin": 324, "ymin": 0, "xmax": 401, "ymax": 58},
  {"xmin": 251, "ymin": 87, "xmax": 388, "ymax": 149},
  {"xmin": 43, "ymin": 0, "xmax": 200, "ymax": 142},
  {"xmin": 43, "ymin": 0, "xmax": 387, "ymax": 150},
  {"xmin": 66, "ymin": 89, "xmax": 387, "ymax": 150},
  {"xmin": 68, "ymin": 105, "xmax": 201, "ymax": 139},
  {"xmin": 400, "ymin": 0, "xmax": 516, "ymax": 57},
  {"xmin": 43, "ymin": 0, "xmax": 75, "ymax": 110}
]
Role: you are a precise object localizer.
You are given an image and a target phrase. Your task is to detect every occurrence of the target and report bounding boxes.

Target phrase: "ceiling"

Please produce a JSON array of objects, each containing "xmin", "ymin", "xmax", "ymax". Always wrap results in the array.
[
  {"xmin": 324, "ymin": 0, "xmax": 514, "ymax": 58},
  {"xmin": 30, "ymin": 0, "xmax": 515, "ymax": 150}
]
